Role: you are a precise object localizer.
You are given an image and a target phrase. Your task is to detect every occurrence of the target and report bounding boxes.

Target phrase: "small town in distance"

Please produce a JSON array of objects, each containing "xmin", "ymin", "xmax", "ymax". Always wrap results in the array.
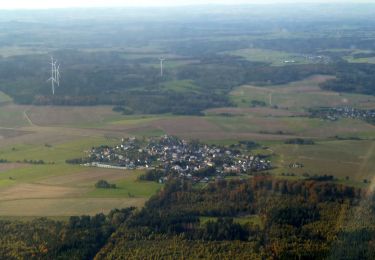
[{"xmin": 68, "ymin": 135, "xmax": 272, "ymax": 183}]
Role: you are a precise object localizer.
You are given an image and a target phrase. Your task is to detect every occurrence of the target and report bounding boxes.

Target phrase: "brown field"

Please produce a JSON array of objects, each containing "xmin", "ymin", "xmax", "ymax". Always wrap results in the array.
[
  {"xmin": 231, "ymin": 75, "xmax": 375, "ymax": 110},
  {"xmin": 0, "ymin": 163, "xmax": 25, "ymax": 173},
  {"xmin": 0, "ymin": 166, "xmax": 150, "ymax": 216},
  {"xmin": 0, "ymin": 129, "xmax": 32, "ymax": 139},
  {"xmin": 104, "ymin": 114, "xmax": 375, "ymax": 141},
  {"xmin": 303, "ymin": 119, "xmax": 375, "ymax": 138},
  {"xmin": 0, "ymin": 122, "xmax": 128, "ymax": 149},
  {"xmin": 182, "ymin": 132, "xmax": 299, "ymax": 141},
  {"xmin": 205, "ymin": 107, "xmax": 305, "ymax": 117},
  {"xmin": 272, "ymin": 75, "xmax": 336, "ymax": 91},
  {"xmin": 26, "ymin": 106, "xmax": 121, "ymax": 126},
  {"xmin": 0, "ymin": 127, "xmax": 85, "ymax": 149},
  {"xmin": 0, "ymin": 104, "xmax": 29, "ymax": 128},
  {"xmin": 0, "ymin": 198, "xmax": 146, "ymax": 216},
  {"xmin": 0, "ymin": 102, "xmax": 372, "ymax": 145},
  {"xmin": 272, "ymin": 140, "xmax": 375, "ymax": 181},
  {"xmin": 0, "ymin": 183, "xmax": 83, "ymax": 201},
  {"xmin": 148, "ymin": 117, "xmax": 300, "ymax": 140},
  {"xmin": 151, "ymin": 117, "xmax": 222, "ymax": 135},
  {"xmin": 38, "ymin": 168, "xmax": 131, "ymax": 186},
  {"xmin": 214, "ymin": 116, "xmax": 299, "ymax": 133}
]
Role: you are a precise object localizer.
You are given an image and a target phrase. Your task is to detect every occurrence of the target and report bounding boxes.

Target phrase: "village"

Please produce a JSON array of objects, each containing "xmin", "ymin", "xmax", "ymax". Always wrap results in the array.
[
  {"xmin": 83, "ymin": 135, "xmax": 272, "ymax": 182},
  {"xmin": 283, "ymin": 54, "xmax": 331, "ymax": 64},
  {"xmin": 310, "ymin": 106, "xmax": 375, "ymax": 124}
]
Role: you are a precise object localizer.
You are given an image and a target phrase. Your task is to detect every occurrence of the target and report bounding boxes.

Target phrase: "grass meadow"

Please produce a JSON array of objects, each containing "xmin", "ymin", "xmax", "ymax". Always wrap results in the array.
[{"xmin": 230, "ymin": 75, "xmax": 375, "ymax": 110}]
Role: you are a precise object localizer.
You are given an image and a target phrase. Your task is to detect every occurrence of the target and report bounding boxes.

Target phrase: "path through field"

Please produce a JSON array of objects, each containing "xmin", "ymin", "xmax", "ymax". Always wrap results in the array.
[{"xmin": 23, "ymin": 108, "xmax": 35, "ymax": 127}]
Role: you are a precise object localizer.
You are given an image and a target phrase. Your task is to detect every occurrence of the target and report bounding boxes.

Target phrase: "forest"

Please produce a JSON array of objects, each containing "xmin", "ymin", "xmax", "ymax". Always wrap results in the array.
[
  {"xmin": 2, "ymin": 52, "xmax": 375, "ymax": 114},
  {"xmin": 0, "ymin": 176, "xmax": 373, "ymax": 259},
  {"xmin": 0, "ymin": 6, "xmax": 375, "ymax": 114},
  {"xmin": 70, "ymin": 177, "xmax": 375, "ymax": 259}
]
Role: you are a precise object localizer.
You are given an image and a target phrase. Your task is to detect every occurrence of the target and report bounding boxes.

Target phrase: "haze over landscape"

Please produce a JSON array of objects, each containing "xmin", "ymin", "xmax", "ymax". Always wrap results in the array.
[
  {"xmin": 0, "ymin": 0, "xmax": 373, "ymax": 9},
  {"xmin": 0, "ymin": 1, "xmax": 374, "ymax": 259}
]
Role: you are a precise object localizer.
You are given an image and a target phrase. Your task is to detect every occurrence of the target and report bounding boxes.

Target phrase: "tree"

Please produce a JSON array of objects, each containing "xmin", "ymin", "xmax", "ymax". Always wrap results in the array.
[{"xmin": 95, "ymin": 180, "xmax": 116, "ymax": 189}]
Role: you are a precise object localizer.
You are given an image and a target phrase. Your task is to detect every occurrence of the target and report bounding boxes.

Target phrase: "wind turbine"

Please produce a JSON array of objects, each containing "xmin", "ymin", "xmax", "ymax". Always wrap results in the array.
[
  {"xmin": 55, "ymin": 64, "xmax": 60, "ymax": 87},
  {"xmin": 159, "ymin": 57, "xmax": 165, "ymax": 77},
  {"xmin": 47, "ymin": 56, "xmax": 60, "ymax": 95}
]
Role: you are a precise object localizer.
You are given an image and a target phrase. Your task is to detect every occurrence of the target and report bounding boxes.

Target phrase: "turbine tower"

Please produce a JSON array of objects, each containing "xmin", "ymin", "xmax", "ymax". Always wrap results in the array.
[
  {"xmin": 55, "ymin": 64, "xmax": 60, "ymax": 87},
  {"xmin": 47, "ymin": 56, "xmax": 60, "ymax": 95},
  {"xmin": 159, "ymin": 57, "xmax": 165, "ymax": 77}
]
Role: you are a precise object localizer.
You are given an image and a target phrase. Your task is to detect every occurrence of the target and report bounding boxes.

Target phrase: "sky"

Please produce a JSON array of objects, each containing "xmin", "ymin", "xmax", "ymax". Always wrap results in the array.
[{"xmin": 0, "ymin": 0, "xmax": 371, "ymax": 9}]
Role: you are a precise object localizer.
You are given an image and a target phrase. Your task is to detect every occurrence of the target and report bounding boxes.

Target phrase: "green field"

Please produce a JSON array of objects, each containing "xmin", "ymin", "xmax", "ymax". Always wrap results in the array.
[
  {"xmin": 0, "ymin": 137, "xmax": 119, "ymax": 163},
  {"xmin": 25, "ymin": 106, "xmax": 124, "ymax": 128},
  {"xmin": 87, "ymin": 170, "xmax": 163, "ymax": 198},
  {"xmin": 225, "ymin": 48, "xmax": 310, "ymax": 66},
  {"xmin": 207, "ymin": 115, "xmax": 307, "ymax": 134},
  {"xmin": 0, "ymin": 163, "xmax": 161, "ymax": 216},
  {"xmin": 207, "ymin": 115, "xmax": 375, "ymax": 139},
  {"xmin": 0, "ymin": 164, "xmax": 79, "ymax": 187},
  {"xmin": 346, "ymin": 56, "xmax": 375, "ymax": 64},
  {"xmin": 0, "ymin": 105, "xmax": 28, "ymax": 128},
  {"xmin": 109, "ymin": 115, "xmax": 164, "ymax": 126},
  {"xmin": 0, "ymin": 91, "xmax": 12, "ymax": 104},
  {"xmin": 332, "ymin": 49, "xmax": 375, "ymax": 64},
  {"xmin": 0, "ymin": 133, "xmax": 162, "ymax": 216},
  {"xmin": 127, "ymin": 127, "xmax": 166, "ymax": 137},
  {"xmin": 270, "ymin": 140, "xmax": 375, "ymax": 182},
  {"xmin": 161, "ymin": 80, "xmax": 200, "ymax": 93},
  {"xmin": 230, "ymin": 75, "xmax": 375, "ymax": 111}
]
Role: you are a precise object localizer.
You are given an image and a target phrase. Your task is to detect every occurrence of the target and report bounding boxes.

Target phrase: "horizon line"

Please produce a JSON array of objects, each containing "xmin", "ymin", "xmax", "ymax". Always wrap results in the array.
[{"xmin": 0, "ymin": 2, "xmax": 374, "ymax": 11}]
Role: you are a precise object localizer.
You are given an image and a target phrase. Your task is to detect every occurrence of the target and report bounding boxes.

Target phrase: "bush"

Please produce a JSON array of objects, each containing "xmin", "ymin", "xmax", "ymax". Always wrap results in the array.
[
  {"xmin": 285, "ymin": 138, "xmax": 315, "ymax": 145},
  {"xmin": 250, "ymin": 100, "xmax": 266, "ymax": 107},
  {"xmin": 112, "ymin": 106, "xmax": 134, "ymax": 115},
  {"xmin": 95, "ymin": 180, "xmax": 117, "ymax": 189}
]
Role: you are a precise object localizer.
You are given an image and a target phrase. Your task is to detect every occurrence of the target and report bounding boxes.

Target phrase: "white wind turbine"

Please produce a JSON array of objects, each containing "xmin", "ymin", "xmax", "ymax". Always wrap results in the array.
[{"xmin": 47, "ymin": 56, "xmax": 60, "ymax": 95}]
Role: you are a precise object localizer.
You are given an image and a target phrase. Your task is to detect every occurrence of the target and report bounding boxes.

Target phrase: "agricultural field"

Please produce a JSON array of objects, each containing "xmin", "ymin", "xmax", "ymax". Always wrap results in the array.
[
  {"xmin": 25, "ymin": 106, "xmax": 123, "ymax": 127},
  {"xmin": 0, "ymin": 73, "xmax": 374, "ymax": 214},
  {"xmin": 161, "ymin": 80, "xmax": 200, "ymax": 93},
  {"xmin": 270, "ymin": 140, "xmax": 375, "ymax": 183},
  {"xmin": 0, "ymin": 91, "xmax": 11, "ymax": 104},
  {"xmin": 205, "ymin": 107, "xmax": 304, "ymax": 117},
  {"xmin": 0, "ymin": 105, "xmax": 28, "ymax": 128},
  {"xmin": 0, "ymin": 108, "xmax": 164, "ymax": 217},
  {"xmin": 0, "ymin": 158, "xmax": 161, "ymax": 216},
  {"xmin": 331, "ymin": 49, "xmax": 375, "ymax": 64},
  {"xmin": 0, "ymin": 92, "xmax": 373, "ymax": 216},
  {"xmin": 208, "ymin": 116, "xmax": 374, "ymax": 139},
  {"xmin": 345, "ymin": 54, "xmax": 375, "ymax": 64},
  {"xmin": 225, "ymin": 48, "xmax": 311, "ymax": 66},
  {"xmin": 230, "ymin": 75, "xmax": 375, "ymax": 111}
]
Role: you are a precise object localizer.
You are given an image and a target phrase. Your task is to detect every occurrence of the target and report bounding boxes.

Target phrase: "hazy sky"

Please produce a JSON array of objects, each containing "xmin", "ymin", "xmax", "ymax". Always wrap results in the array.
[{"xmin": 0, "ymin": 0, "xmax": 371, "ymax": 9}]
